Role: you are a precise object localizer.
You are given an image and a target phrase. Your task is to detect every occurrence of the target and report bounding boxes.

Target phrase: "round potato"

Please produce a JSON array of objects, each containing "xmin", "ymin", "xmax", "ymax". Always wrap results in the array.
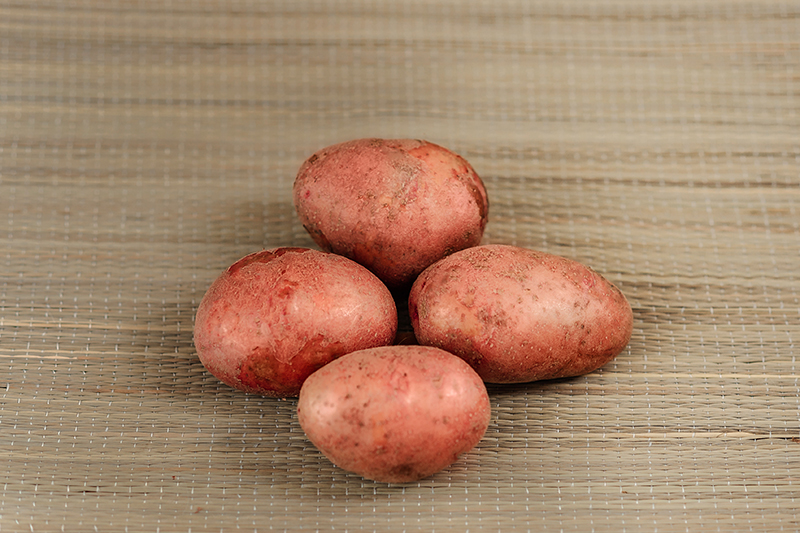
[
  {"xmin": 297, "ymin": 345, "xmax": 491, "ymax": 483},
  {"xmin": 409, "ymin": 244, "xmax": 633, "ymax": 383},
  {"xmin": 293, "ymin": 138, "xmax": 489, "ymax": 288},
  {"xmin": 193, "ymin": 247, "xmax": 397, "ymax": 398}
]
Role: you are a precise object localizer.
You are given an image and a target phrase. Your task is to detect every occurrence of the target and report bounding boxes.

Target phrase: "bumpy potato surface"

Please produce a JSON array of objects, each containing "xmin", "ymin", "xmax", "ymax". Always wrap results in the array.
[
  {"xmin": 194, "ymin": 247, "xmax": 397, "ymax": 397},
  {"xmin": 409, "ymin": 244, "xmax": 633, "ymax": 383},
  {"xmin": 297, "ymin": 345, "xmax": 491, "ymax": 483},
  {"xmin": 293, "ymin": 138, "xmax": 489, "ymax": 288}
]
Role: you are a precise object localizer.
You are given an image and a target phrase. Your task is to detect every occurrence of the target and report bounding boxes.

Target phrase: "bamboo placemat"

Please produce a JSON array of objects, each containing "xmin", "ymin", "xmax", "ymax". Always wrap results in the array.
[{"xmin": 1, "ymin": 1, "xmax": 799, "ymax": 531}]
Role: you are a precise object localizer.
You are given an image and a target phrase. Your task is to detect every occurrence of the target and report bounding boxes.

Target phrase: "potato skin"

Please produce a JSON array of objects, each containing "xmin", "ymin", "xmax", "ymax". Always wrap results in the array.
[
  {"xmin": 409, "ymin": 245, "xmax": 633, "ymax": 383},
  {"xmin": 297, "ymin": 345, "xmax": 491, "ymax": 483},
  {"xmin": 293, "ymin": 138, "xmax": 489, "ymax": 288},
  {"xmin": 193, "ymin": 248, "xmax": 397, "ymax": 398}
]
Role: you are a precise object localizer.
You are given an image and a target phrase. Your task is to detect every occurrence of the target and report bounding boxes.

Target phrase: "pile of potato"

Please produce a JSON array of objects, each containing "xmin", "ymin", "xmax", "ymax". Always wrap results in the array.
[{"xmin": 194, "ymin": 138, "xmax": 633, "ymax": 483}]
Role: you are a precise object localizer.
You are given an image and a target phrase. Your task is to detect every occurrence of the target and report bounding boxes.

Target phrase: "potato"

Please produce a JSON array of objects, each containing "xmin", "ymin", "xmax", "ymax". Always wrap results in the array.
[
  {"xmin": 297, "ymin": 345, "xmax": 491, "ymax": 483},
  {"xmin": 293, "ymin": 138, "xmax": 489, "ymax": 288},
  {"xmin": 409, "ymin": 244, "xmax": 633, "ymax": 383},
  {"xmin": 193, "ymin": 247, "xmax": 397, "ymax": 398}
]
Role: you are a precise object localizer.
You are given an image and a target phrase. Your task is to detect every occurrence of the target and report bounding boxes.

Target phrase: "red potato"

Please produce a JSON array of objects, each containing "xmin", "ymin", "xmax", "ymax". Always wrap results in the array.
[
  {"xmin": 297, "ymin": 345, "xmax": 491, "ymax": 483},
  {"xmin": 409, "ymin": 245, "xmax": 633, "ymax": 383},
  {"xmin": 193, "ymin": 247, "xmax": 397, "ymax": 398},
  {"xmin": 293, "ymin": 138, "xmax": 489, "ymax": 288}
]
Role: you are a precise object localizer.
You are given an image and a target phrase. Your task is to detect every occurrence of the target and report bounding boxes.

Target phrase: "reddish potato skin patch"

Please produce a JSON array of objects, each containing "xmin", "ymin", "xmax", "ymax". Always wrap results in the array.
[
  {"xmin": 293, "ymin": 138, "xmax": 489, "ymax": 289},
  {"xmin": 297, "ymin": 345, "xmax": 491, "ymax": 483},
  {"xmin": 193, "ymin": 248, "xmax": 398, "ymax": 397},
  {"xmin": 409, "ymin": 245, "xmax": 634, "ymax": 384}
]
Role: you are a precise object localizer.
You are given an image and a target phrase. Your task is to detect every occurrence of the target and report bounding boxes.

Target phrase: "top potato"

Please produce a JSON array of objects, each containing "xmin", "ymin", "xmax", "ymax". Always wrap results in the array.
[{"xmin": 293, "ymin": 138, "xmax": 489, "ymax": 288}]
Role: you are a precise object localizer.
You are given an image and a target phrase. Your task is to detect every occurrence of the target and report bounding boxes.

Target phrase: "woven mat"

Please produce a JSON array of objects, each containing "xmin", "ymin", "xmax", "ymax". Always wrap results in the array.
[{"xmin": 2, "ymin": 1, "xmax": 799, "ymax": 531}]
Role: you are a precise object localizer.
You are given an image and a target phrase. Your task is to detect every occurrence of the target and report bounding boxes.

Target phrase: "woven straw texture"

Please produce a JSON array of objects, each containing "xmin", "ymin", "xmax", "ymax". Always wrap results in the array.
[{"xmin": 2, "ymin": 1, "xmax": 799, "ymax": 531}]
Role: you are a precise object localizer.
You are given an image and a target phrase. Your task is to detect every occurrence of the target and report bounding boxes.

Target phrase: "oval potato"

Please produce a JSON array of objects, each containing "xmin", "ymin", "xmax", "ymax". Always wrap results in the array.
[
  {"xmin": 297, "ymin": 345, "xmax": 491, "ymax": 483},
  {"xmin": 409, "ymin": 244, "xmax": 633, "ymax": 383},
  {"xmin": 293, "ymin": 138, "xmax": 489, "ymax": 288},
  {"xmin": 193, "ymin": 247, "xmax": 398, "ymax": 397}
]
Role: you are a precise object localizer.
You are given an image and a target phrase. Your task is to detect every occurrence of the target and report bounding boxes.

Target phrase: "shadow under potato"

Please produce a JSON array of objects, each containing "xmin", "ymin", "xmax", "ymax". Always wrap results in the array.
[{"xmin": 389, "ymin": 286, "xmax": 415, "ymax": 343}]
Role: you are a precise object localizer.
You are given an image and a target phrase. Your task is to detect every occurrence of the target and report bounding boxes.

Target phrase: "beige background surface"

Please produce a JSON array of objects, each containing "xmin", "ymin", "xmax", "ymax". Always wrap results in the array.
[{"xmin": 1, "ymin": 1, "xmax": 799, "ymax": 531}]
